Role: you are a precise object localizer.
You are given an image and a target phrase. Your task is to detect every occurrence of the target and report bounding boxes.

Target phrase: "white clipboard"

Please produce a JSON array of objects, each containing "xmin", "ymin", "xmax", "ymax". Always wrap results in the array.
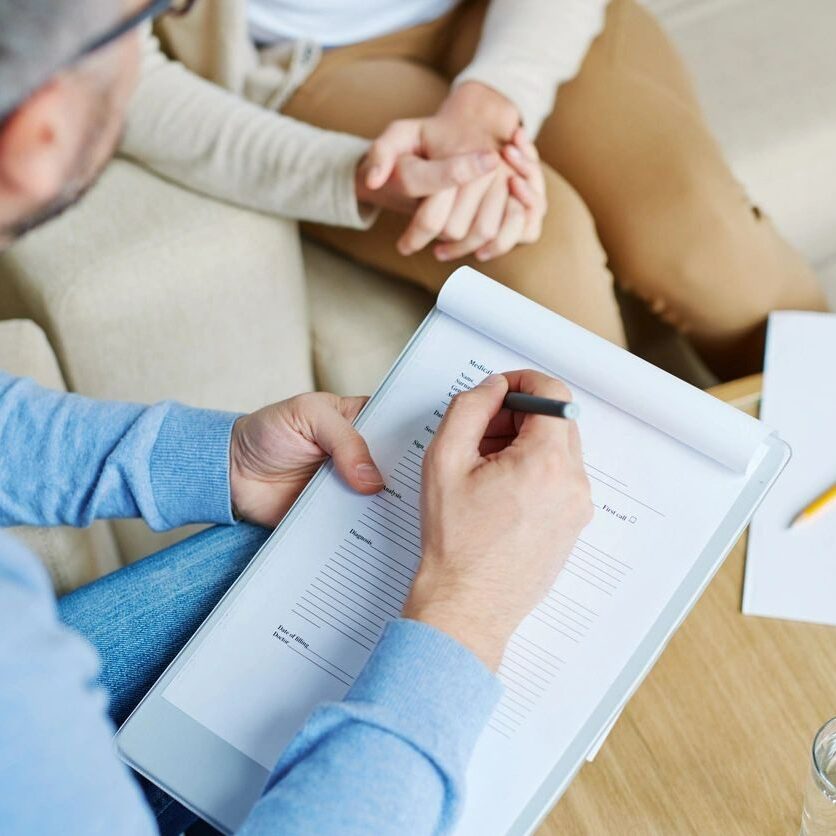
[{"xmin": 117, "ymin": 269, "xmax": 788, "ymax": 835}]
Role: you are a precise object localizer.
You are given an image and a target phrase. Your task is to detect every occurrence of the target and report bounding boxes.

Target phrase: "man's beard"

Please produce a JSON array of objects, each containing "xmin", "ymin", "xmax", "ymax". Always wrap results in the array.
[
  {"xmin": 1, "ymin": 90, "xmax": 119, "ymax": 243},
  {"xmin": 1, "ymin": 169, "xmax": 101, "ymax": 241}
]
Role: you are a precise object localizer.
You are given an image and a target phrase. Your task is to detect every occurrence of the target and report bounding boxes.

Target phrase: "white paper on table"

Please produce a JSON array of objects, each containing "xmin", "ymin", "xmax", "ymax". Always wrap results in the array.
[
  {"xmin": 744, "ymin": 311, "xmax": 836, "ymax": 626},
  {"xmin": 162, "ymin": 269, "xmax": 777, "ymax": 835}
]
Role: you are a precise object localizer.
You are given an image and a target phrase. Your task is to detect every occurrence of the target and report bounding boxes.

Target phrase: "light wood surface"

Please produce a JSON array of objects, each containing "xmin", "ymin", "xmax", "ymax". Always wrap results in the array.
[{"xmin": 538, "ymin": 374, "xmax": 836, "ymax": 835}]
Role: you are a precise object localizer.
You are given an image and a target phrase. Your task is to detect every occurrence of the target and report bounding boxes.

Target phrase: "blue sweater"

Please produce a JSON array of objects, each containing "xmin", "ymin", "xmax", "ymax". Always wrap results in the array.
[{"xmin": 0, "ymin": 373, "xmax": 501, "ymax": 834}]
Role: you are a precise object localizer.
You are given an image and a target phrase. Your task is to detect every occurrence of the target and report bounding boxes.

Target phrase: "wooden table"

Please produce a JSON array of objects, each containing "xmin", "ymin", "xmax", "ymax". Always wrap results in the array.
[{"xmin": 538, "ymin": 375, "xmax": 836, "ymax": 836}]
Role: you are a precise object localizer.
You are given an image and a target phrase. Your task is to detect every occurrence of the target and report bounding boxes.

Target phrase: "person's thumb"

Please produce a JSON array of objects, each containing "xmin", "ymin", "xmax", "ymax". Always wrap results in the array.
[
  {"xmin": 431, "ymin": 374, "xmax": 509, "ymax": 470},
  {"xmin": 365, "ymin": 120, "xmax": 421, "ymax": 190},
  {"xmin": 310, "ymin": 400, "xmax": 384, "ymax": 494}
]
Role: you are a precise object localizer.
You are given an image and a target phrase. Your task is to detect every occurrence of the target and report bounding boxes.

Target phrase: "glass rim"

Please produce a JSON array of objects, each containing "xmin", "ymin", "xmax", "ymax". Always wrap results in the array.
[{"xmin": 811, "ymin": 716, "xmax": 836, "ymax": 797}]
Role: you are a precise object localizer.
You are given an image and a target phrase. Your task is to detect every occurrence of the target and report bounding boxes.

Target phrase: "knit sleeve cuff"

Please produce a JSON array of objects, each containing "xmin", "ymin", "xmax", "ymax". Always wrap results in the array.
[
  {"xmin": 346, "ymin": 619, "xmax": 502, "ymax": 760},
  {"xmin": 329, "ymin": 134, "xmax": 380, "ymax": 230},
  {"xmin": 149, "ymin": 404, "xmax": 240, "ymax": 528}
]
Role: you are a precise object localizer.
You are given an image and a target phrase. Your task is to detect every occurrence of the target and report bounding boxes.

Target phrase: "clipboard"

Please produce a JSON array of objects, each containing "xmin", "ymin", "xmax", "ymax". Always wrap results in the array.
[{"xmin": 116, "ymin": 269, "xmax": 789, "ymax": 835}]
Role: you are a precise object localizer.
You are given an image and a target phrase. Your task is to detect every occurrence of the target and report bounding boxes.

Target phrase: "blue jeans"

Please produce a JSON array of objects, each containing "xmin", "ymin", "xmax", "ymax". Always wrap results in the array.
[{"xmin": 58, "ymin": 523, "xmax": 271, "ymax": 835}]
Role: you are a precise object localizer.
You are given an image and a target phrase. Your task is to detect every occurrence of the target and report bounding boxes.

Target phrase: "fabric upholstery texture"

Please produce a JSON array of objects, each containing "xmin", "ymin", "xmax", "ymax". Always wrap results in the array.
[{"xmin": 304, "ymin": 242, "xmax": 433, "ymax": 396}]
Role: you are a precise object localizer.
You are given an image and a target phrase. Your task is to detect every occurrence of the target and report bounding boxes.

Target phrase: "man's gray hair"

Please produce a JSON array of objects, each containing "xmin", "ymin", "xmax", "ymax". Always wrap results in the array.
[{"xmin": 0, "ymin": 0, "xmax": 117, "ymax": 117}]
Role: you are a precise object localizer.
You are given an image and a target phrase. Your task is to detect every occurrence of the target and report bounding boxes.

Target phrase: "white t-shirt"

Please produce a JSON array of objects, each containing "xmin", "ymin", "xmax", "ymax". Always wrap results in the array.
[{"xmin": 248, "ymin": 0, "xmax": 461, "ymax": 47}]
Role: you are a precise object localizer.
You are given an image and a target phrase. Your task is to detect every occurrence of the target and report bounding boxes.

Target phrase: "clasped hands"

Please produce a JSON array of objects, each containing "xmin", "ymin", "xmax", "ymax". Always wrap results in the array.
[{"xmin": 354, "ymin": 82, "xmax": 547, "ymax": 263}]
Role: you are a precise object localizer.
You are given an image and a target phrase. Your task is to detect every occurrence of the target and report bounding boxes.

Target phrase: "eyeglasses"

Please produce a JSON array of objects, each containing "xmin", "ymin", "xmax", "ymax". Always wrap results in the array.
[
  {"xmin": 75, "ymin": 0, "xmax": 197, "ymax": 61},
  {"xmin": 0, "ymin": 0, "xmax": 196, "ymax": 125}
]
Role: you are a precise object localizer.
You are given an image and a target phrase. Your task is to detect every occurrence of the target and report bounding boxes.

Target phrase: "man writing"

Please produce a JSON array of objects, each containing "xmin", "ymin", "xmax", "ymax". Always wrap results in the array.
[{"xmin": 0, "ymin": 2, "xmax": 591, "ymax": 833}]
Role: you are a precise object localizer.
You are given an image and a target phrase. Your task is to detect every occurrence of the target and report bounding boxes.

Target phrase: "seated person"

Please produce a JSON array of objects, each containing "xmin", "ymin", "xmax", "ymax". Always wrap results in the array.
[
  {"xmin": 0, "ymin": 2, "xmax": 591, "ymax": 833},
  {"xmin": 121, "ymin": 0, "xmax": 829, "ymax": 380}
]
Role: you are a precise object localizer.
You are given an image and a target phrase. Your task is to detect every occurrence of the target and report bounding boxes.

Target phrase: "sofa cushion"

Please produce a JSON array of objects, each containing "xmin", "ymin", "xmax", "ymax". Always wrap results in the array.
[
  {"xmin": 304, "ymin": 241, "xmax": 433, "ymax": 396},
  {"xmin": 0, "ymin": 320, "xmax": 122, "ymax": 593},
  {"xmin": 646, "ymin": 0, "xmax": 836, "ymax": 269},
  {"xmin": 0, "ymin": 160, "xmax": 314, "ymax": 410}
]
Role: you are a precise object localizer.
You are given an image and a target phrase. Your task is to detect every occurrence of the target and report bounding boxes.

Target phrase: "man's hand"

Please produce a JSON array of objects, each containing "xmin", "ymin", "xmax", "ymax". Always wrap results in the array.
[
  {"xmin": 403, "ymin": 371, "xmax": 592, "ymax": 669},
  {"xmin": 230, "ymin": 394, "xmax": 384, "ymax": 528}
]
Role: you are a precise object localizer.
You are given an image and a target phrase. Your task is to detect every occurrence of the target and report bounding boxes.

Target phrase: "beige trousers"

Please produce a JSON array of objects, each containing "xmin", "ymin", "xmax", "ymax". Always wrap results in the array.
[{"xmin": 284, "ymin": 0, "xmax": 827, "ymax": 379}]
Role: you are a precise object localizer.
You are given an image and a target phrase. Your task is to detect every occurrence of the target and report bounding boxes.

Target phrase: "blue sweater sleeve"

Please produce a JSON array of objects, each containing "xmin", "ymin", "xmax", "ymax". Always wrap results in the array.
[
  {"xmin": 0, "ymin": 533, "xmax": 157, "ymax": 835},
  {"xmin": 241, "ymin": 620, "xmax": 502, "ymax": 835},
  {"xmin": 0, "ymin": 533, "xmax": 501, "ymax": 836},
  {"xmin": 0, "ymin": 373, "xmax": 238, "ymax": 530}
]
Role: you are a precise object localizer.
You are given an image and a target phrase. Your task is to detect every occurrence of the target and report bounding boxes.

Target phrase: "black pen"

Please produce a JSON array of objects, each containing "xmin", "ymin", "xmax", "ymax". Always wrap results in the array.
[{"xmin": 503, "ymin": 391, "xmax": 580, "ymax": 420}]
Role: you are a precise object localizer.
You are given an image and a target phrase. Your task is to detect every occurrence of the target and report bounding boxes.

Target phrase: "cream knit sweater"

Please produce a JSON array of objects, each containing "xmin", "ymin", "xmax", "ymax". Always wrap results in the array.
[{"xmin": 120, "ymin": 0, "xmax": 609, "ymax": 229}]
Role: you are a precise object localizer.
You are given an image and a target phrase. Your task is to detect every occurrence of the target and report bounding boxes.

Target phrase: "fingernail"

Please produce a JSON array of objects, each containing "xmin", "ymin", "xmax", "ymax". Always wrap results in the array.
[
  {"xmin": 367, "ymin": 165, "xmax": 382, "ymax": 183},
  {"xmin": 436, "ymin": 249, "xmax": 451, "ymax": 262},
  {"xmin": 476, "ymin": 249, "xmax": 490, "ymax": 262},
  {"xmin": 357, "ymin": 463, "xmax": 384, "ymax": 486},
  {"xmin": 478, "ymin": 151, "xmax": 497, "ymax": 171},
  {"xmin": 480, "ymin": 373, "xmax": 505, "ymax": 387},
  {"xmin": 506, "ymin": 145, "xmax": 522, "ymax": 161}
]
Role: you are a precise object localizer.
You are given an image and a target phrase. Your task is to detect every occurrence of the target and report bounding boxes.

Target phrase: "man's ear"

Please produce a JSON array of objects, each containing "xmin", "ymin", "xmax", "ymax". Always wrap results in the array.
[{"xmin": 0, "ymin": 80, "xmax": 75, "ymax": 204}]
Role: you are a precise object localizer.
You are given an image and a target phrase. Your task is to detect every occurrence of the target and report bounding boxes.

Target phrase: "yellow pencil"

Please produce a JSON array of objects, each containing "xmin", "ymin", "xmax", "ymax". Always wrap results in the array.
[{"xmin": 790, "ymin": 483, "xmax": 836, "ymax": 528}]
